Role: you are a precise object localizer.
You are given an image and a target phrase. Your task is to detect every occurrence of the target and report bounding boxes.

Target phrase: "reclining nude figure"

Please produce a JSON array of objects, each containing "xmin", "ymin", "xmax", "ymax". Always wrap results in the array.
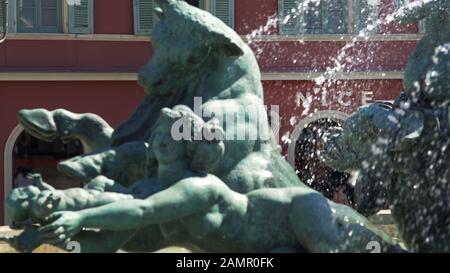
[
  {"xmin": 1, "ymin": 174, "xmax": 162, "ymax": 252},
  {"xmin": 36, "ymin": 106, "xmax": 404, "ymax": 253},
  {"xmin": 6, "ymin": 174, "xmax": 162, "ymax": 224}
]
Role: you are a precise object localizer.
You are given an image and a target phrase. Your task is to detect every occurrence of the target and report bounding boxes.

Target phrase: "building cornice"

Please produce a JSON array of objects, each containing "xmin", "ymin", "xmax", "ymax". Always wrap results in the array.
[
  {"xmin": 242, "ymin": 34, "xmax": 423, "ymax": 42},
  {"xmin": 5, "ymin": 33, "xmax": 423, "ymax": 42},
  {"xmin": 6, "ymin": 33, "xmax": 151, "ymax": 42},
  {"xmin": 262, "ymin": 71, "xmax": 404, "ymax": 80},
  {"xmin": 0, "ymin": 72, "xmax": 139, "ymax": 81},
  {"xmin": 0, "ymin": 71, "xmax": 405, "ymax": 81}
]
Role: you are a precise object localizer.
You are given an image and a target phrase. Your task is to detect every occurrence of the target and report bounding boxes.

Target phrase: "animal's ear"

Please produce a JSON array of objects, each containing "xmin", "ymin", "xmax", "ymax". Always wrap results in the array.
[
  {"xmin": 207, "ymin": 33, "xmax": 244, "ymax": 58},
  {"xmin": 222, "ymin": 41, "xmax": 244, "ymax": 57}
]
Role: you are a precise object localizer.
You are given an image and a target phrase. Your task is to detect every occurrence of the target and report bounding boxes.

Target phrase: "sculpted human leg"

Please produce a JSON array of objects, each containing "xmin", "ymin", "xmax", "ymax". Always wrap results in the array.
[
  {"xmin": 288, "ymin": 192, "xmax": 403, "ymax": 253},
  {"xmin": 18, "ymin": 108, "xmax": 113, "ymax": 152},
  {"xmin": 57, "ymin": 141, "xmax": 152, "ymax": 187}
]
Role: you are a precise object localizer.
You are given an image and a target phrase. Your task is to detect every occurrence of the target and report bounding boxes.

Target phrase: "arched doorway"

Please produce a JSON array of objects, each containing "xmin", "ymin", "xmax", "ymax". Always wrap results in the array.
[
  {"xmin": 287, "ymin": 111, "xmax": 353, "ymax": 205},
  {"xmin": 4, "ymin": 125, "xmax": 84, "ymax": 224},
  {"xmin": 186, "ymin": 0, "xmax": 201, "ymax": 7}
]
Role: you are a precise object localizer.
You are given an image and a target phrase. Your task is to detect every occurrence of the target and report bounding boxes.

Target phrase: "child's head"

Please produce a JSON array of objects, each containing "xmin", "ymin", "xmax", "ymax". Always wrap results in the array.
[
  {"xmin": 149, "ymin": 105, "xmax": 225, "ymax": 173},
  {"xmin": 6, "ymin": 185, "xmax": 62, "ymax": 222},
  {"xmin": 5, "ymin": 186, "xmax": 41, "ymax": 222}
]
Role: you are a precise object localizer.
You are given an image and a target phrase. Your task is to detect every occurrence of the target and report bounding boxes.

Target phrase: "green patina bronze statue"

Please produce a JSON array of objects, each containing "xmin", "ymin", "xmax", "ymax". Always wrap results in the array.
[
  {"xmin": 9, "ymin": 0, "xmax": 405, "ymax": 253},
  {"xmin": 393, "ymin": 0, "xmax": 450, "ymax": 102},
  {"xmin": 322, "ymin": 96, "xmax": 450, "ymax": 252},
  {"xmin": 321, "ymin": 0, "xmax": 450, "ymax": 252},
  {"xmin": 2, "ymin": 174, "xmax": 139, "ymax": 252},
  {"xmin": 7, "ymin": 106, "xmax": 402, "ymax": 253}
]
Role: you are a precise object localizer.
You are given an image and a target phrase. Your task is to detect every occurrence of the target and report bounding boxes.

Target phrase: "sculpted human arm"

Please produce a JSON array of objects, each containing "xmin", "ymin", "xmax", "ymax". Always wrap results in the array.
[
  {"xmin": 39, "ymin": 178, "xmax": 221, "ymax": 241},
  {"xmin": 28, "ymin": 174, "xmax": 56, "ymax": 191}
]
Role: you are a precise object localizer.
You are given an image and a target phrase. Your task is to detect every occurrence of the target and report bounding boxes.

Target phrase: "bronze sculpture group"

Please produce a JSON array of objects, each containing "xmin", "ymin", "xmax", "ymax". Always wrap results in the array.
[{"xmin": 2, "ymin": 0, "xmax": 449, "ymax": 253}]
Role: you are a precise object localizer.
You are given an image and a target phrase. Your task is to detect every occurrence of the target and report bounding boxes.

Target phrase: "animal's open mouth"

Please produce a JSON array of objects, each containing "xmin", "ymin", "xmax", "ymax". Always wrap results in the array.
[
  {"xmin": 320, "ymin": 138, "xmax": 357, "ymax": 172},
  {"xmin": 18, "ymin": 109, "xmax": 59, "ymax": 142}
]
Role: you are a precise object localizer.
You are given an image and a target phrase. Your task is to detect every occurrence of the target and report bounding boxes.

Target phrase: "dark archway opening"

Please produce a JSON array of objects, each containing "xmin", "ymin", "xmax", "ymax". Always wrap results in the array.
[
  {"xmin": 186, "ymin": 0, "xmax": 200, "ymax": 7},
  {"xmin": 13, "ymin": 131, "xmax": 84, "ymax": 190},
  {"xmin": 295, "ymin": 118, "xmax": 354, "ymax": 206}
]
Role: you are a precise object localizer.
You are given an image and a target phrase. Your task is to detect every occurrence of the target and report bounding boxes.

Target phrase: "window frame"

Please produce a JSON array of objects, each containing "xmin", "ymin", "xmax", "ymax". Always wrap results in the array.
[
  {"xmin": 279, "ymin": 0, "xmax": 349, "ymax": 35},
  {"xmin": 353, "ymin": 0, "xmax": 379, "ymax": 34},
  {"xmin": 134, "ymin": 0, "xmax": 234, "ymax": 36},
  {"xmin": 16, "ymin": 0, "xmax": 63, "ymax": 34},
  {"xmin": 279, "ymin": 0, "xmax": 381, "ymax": 36},
  {"xmin": 7, "ymin": 0, "xmax": 93, "ymax": 34}
]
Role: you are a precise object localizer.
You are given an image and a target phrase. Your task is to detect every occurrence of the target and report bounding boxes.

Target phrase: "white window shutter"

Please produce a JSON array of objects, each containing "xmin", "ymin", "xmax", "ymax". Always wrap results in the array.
[
  {"xmin": 0, "ymin": 1, "xmax": 4, "ymax": 33},
  {"xmin": 279, "ymin": 0, "xmax": 300, "ymax": 35},
  {"xmin": 304, "ymin": 0, "xmax": 323, "ymax": 34},
  {"xmin": 324, "ymin": 0, "xmax": 347, "ymax": 34},
  {"xmin": 354, "ymin": 0, "xmax": 378, "ymax": 34},
  {"xmin": 134, "ymin": 0, "xmax": 156, "ymax": 35},
  {"xmin": 211, "ymin": 0, "xmax": 235, "ymax": 29},
  {"xmin": 69, "ymin": 0, "xmax": 94, "ymax": 34}
]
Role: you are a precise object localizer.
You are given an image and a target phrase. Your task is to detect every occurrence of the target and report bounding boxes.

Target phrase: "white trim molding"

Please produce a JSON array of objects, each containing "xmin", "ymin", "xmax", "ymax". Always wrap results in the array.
[
  {"xmin": 287, "ymin": 110, "xmax": 349, "ymax": 167},
  {"xmin": 0, "ymin": 72, "xmax": 139, "ymax": 81},
  {"xmin": 7, "ymin": 33, "xmax": 152, "ymax": 42},
  {"xmin": 0, "ymin": 71, "xmax": 405, "ymax": 81},
  {"xmin": 243, "ymin": 34, "xmax": 423, "ymax": 42},
  {"xmin": 3, "ymin": 124, "xmax": 24, "ymax": 226},
  {"xmin": 4, "ymin": 33, "xmax": 423, "ymax": 42},
  {"xmin": 262, "ymin": 71, "xmax": 404, "ymax": 81}
]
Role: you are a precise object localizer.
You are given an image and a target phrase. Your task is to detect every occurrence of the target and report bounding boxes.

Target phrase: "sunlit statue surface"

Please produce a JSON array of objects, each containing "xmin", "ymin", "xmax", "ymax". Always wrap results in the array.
[
  {"xmin": 4, "ymin": 0, "xmax": 404, "ymax": 253},
  {"xmin": 6, "ymin": 106, "xmax": 402, "ymax": 253}
]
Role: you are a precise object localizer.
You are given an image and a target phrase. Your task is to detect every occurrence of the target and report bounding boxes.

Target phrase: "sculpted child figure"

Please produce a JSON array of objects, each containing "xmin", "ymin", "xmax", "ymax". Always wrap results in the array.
[
  {"xmin": 12, "ymin": 0, "xmax": 304, "ymax": 251},
  {"xmin": 1, "ymin": 174, "xmax": 137, "ymax": 251},
  {"xmin": 3, "ymin": 172, "xmax": 161, "ymax": 252},
  {"xmin": 5, "ymin": 174, "xmax": 164, "ymax": 225},
  {"xmin": 37, "ymin": 106, "xmax": 403, "ymax": 253}
]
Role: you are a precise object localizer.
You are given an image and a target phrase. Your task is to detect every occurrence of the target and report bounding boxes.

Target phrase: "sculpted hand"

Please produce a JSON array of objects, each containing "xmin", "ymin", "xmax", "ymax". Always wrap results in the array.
[{"xmin": 39, "ymin": 211, "xmax": 84, "ymax": 244}]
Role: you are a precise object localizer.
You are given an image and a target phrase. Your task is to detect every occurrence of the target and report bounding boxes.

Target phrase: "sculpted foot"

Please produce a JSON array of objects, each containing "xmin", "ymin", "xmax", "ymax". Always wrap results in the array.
[{"xmin": 18, "ymin": 108, "xmax": 113, "ymax": 152}]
